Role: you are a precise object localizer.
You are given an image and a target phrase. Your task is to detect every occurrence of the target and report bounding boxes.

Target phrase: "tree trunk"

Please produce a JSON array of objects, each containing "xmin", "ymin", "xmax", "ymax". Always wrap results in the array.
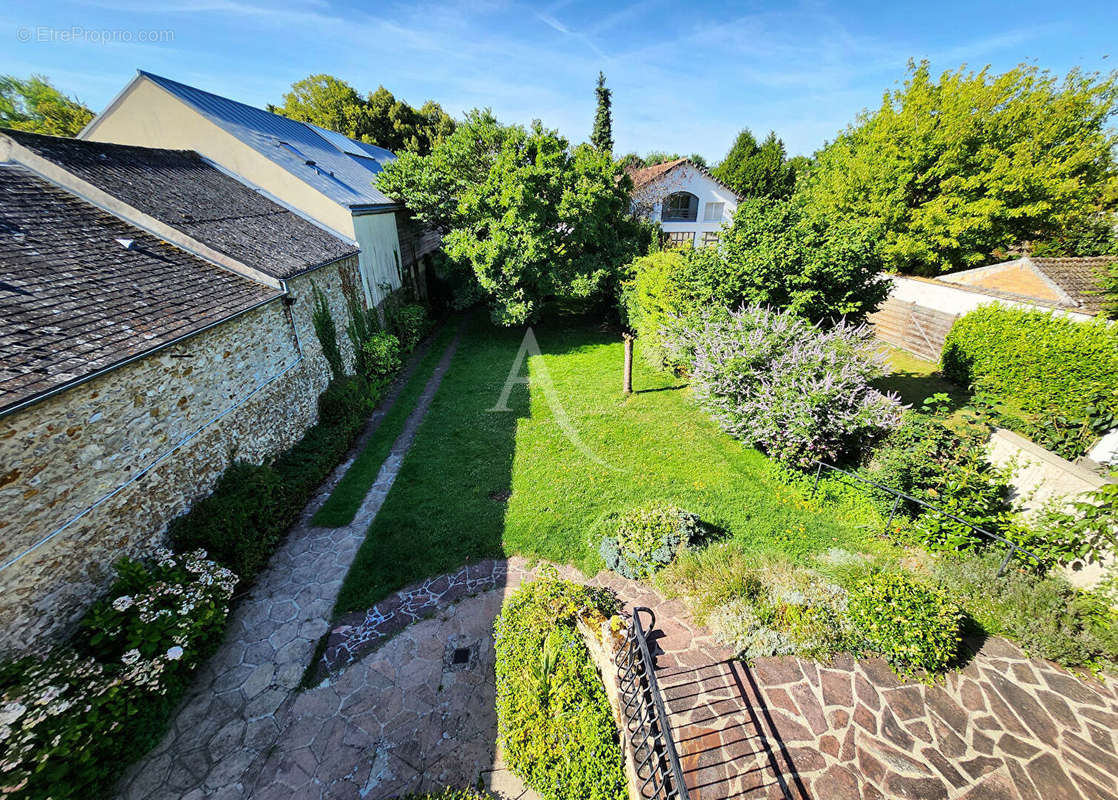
[{"xmin": 623, "ymin": 334, "xmax": 634, "ymax": 395}]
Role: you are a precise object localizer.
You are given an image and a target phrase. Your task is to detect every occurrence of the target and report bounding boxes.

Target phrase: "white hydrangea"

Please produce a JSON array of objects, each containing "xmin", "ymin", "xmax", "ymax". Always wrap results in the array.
[
  {"xmin": 111, "ymin": 595, "xmax": 134, "ymax": 612},
  {"xmin": 0, "ymin": 702, "xmax": 26, "ymax": 726},
  {"xmin": 121, "ymin": 649, "xmax": 141, "ymax": 666},
  {"xmin": 165, "ymin": 646, "xmax": 184, "ymax": 661}
]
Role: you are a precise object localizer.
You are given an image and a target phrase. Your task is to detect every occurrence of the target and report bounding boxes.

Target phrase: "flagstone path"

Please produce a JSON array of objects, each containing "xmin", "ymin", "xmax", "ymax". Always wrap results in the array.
[{"xmin": 114, "ymin": 322, "xmax": 464, "ymax": 800}]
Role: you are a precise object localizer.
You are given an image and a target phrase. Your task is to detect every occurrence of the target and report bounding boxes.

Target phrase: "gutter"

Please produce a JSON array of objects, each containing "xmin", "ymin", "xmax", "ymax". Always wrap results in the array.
[
  {"xmin": 0, "ymin": 279, "xmax": 308, "ymax": 572},
  {"xmin": 349, "ymin": 202, "xmax": 404, "ymax": 214}
]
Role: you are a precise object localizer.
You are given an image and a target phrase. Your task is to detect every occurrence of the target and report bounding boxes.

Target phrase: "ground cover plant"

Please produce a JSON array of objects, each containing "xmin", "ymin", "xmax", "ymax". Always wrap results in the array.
[
  {"xmin": 334, "ymin": 315, "xmax": 890, "ymax": 616},
  {"xmin": 314, "ymin": 321, "xmax": 458, "ymax": 527},
  {"xmin": 493, "ymin": 572, "xmax": 626, "ymax": 800}
]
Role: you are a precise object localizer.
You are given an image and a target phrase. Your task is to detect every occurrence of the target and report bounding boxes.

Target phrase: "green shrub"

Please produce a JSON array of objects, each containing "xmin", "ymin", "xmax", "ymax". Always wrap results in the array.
[
  {"xmin": 318, "ymin": 374, "xmax": 374, "ymax": 430},
  {"xmin": 596, "ymin": 502, "xmax": 703, "ymax": 580},
  {"xmin": 494, "ymin": 573, "xmax": 625, "ymax": 800},
  {"xmin": 363, "ymin": 332, "xmax": 402, "ymax": 380},
  {"xmin": 0, "ymin": 551, "xmax": 236, "ymax": 799},
  {"xmin": 863, "ymin": 411, "xmax": 1013, "ymax": 550},
  {"xmin": 168, "ymin": 461, "xmax": 287, "ymax": 583},
  {"xmin": 941, "ymin": 305, "xmax": 1118, "ymax": 424},
  {"xmin": 310, "ymin": 284, "xmax": 345, "ymax": 381},
  {"xmin": 389, "ymin": 303, "xmax": 430, "ymax": 352},
  {"xmin": 847, "ymin": 572, "xmax": 962, "ymax": 676},
  {"xmin": 620, "ymin": 250, "xmax": 699, "ymax": 369},
  {"xmin": 392, "ymin": 792, "xmax": 494, "ymax": 800},
  {"xmin": 932, "ymin": 550, "xmax": 1118, "ymax": 670}
]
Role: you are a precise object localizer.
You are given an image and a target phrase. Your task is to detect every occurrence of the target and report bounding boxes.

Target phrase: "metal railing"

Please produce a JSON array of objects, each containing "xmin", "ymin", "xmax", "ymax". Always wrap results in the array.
[
  {"xmin": 811, "ymin": 460, "xmax": 1042, "ymax": 575},
  {"xmin": 615, "ymin": 607, "xmax": 691, "ymax": 800}
]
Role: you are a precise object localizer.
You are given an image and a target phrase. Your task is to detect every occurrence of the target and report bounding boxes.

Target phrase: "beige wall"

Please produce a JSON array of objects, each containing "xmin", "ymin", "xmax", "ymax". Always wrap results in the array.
[
  {"xmin": 354, "ymin": 211, "xmax": 403, "ymax": 305},
  {"xmin": 83, "ymin": 77, "xmax": 357, "ymax": 240},
  {"xmin": 0, "ymin": 257, "xmax": 360, "ymax": 653}
]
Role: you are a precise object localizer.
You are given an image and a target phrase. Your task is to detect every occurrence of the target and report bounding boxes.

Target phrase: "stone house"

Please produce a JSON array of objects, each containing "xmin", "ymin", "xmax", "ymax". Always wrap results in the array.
[
  {"xmin": 0, "ymin": 131, "xmax": 368, "ymax": 652},
  {"xmin": 79, "ymin": 70, "xmax": 440, "ymax": 307},
  {"xmin": 627, "ymin": 158, "xmax": 740, "ymax": 249}
]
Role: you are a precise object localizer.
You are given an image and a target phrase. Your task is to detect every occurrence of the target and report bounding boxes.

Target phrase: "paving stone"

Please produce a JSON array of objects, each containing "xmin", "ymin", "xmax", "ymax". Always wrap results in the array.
[
  {"xmin": 985, "ymin": 670, "xmax": 1059, "ymax": 743},
  {"xmin": 958, "ymin": 772, "xmax": 1018, "ymax": 800},
  {"xmin": 881, "ymin": 773, "xmax": 948, "ymax": 800},
  {"xmin": 997, "ymin": 733, "xmax": 1040, "ymax": 760},
  {"xmin": 820, "ymin": 668, "xmax": 853, "ymax": 707},
  {"xmin": 1025, "ymin": 752, "xmax": 1077, "ymax": 798},
  {"xmin": 886, "ymin": 686, "xmax": 925, "ymax": 721},
  {"xmin": 811, "ymin": 764, "xmax": 861, "ymax": 800},
  {"xmin": 920, "ymin": 747, "xmax": 967, "ymax": 789}
]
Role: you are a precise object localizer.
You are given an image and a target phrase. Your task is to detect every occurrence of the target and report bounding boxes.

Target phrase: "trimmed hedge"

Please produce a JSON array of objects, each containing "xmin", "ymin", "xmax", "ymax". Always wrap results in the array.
[
  {"xmin": 170, "ymin": 375, "xmax": 377, "ymax": 584},
  {"xmin": 494, "ymin": 573, "xmax": 626, "ymax": 800},
  {"xmin": 941, "ymin": 305, "xmax": 1118, "ymax": 419}
]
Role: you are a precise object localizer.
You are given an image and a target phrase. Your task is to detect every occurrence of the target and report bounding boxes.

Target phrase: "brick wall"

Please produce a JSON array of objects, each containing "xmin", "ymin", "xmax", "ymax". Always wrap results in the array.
[{"xmin": 0, "ymin": 256, "xmax": 360, "ymax": 654}]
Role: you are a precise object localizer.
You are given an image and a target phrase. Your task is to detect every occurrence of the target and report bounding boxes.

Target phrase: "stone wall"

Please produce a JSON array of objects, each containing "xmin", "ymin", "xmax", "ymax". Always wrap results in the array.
[{"xmin": 0, "ymin": 256, "xmax": 361, "ymax": 654}]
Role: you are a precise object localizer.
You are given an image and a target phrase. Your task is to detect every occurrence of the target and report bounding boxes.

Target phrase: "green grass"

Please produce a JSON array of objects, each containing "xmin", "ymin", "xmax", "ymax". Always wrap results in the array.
[
  {"xmin": 334, "ymin": 315, "xmax": 893, "ymax": 616},
  {"xmin": 312, "ymin": 321, "xmax": 459, "ymax": 527}
]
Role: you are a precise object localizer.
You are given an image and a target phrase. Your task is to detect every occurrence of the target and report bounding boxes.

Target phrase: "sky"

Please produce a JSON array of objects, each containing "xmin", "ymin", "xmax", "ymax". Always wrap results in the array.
[{"xmin": 1, "ymin": 0, "xmax": 1116, "ymax": 162}]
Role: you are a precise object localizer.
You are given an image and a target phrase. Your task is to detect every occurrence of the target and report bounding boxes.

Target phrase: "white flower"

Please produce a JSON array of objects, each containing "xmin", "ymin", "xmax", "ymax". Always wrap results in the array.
[
  {"xmin": 0, "ymin": 702, "xmax": 26, "ymax": 726},
  {"xmin": 165, "ymin": 646, "xmax": 184, "ymax": 661},
  {"xmin": 112, "ymin": 595, "xmax": 134, "ymax": 612},
  {"xmin": 121, "ymin": 649, "xmax": 141, "ymax": 666}
]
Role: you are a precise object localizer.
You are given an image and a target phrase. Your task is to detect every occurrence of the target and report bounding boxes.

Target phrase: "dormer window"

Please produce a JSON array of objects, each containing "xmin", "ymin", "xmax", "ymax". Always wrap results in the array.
[{"xmin": 662, "ymin": 192, "xmax": 698, "ymax": 222}]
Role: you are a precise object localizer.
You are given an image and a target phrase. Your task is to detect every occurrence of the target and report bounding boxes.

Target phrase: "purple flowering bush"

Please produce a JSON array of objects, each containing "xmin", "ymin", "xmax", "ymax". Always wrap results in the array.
[
  {"xmin": 0, "ymin": 550, "xmax": 236, "ymax": 799},
  {"xmin": 666, "ymin": 305, "xmax": 902, "ymax": 468}
]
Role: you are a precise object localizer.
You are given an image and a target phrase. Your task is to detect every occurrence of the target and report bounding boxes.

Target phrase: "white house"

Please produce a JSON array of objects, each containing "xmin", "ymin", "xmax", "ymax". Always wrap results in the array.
[{"xmin": 627, "ymin": 158, "xmax": 740, "ymax": 248}]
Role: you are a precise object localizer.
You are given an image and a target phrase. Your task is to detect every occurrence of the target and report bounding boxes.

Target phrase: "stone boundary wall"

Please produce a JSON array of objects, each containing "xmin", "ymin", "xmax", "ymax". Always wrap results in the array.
[{"xmin": 0, "ymin": 256, "xmax": 360, "ymax": 653}]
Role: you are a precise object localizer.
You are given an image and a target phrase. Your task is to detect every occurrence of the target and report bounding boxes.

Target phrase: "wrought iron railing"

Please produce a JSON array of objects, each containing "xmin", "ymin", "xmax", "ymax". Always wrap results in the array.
[
  {"xmin": 811, "ymin": 460, "xmax": 1043, "ymax": 575},
  {"xmin": 615, "ymin": 607, "xmax": 691, "ymax": 800}
]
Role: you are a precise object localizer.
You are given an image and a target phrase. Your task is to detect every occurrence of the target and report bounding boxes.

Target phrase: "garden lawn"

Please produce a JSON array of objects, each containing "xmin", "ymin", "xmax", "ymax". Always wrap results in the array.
[
  {"xmin": 335, "ymin": 315, "xmax": 890, "ymax": 616},
  {"xmin": 313, "ymin": 321, "xmax": 459, "ymax": 527}
]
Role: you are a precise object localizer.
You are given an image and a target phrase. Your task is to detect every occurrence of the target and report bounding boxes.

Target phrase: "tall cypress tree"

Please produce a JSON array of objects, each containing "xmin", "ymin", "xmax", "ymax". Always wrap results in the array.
[{"xmin": 591, "ymin": 71, "xmax": 613, "ymax": 153}]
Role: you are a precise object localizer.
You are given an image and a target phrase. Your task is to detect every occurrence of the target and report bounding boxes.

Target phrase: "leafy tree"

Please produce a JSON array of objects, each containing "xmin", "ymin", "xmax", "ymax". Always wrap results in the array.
[
  {"xmin": 688, "ymin": 198, "xmax": 889, "ymax": 322},
  {"xmin": 379, "ymin": 112, "xmax": 648, "ymax": 324},
  {"xmin": 798, "ymin": 61, "xmax": 1118, "ymax": 276},
  {"xmin": 591, "ymin": 71, "xmax": 613, "ymax": 152},
  {"xmin": 622, "ymin": 151, "xmax": 708, "ymax": 170},
  {"xmin": 0, "ymin": 74, "xmax": 93, "ymax": 137},
  {"xmin": 712, "ymin": 129, "xmax": 797, "ymax": 198},
  {"xmin": 273, "ymin": 74, "xmax": 455, "ymax": 155}
]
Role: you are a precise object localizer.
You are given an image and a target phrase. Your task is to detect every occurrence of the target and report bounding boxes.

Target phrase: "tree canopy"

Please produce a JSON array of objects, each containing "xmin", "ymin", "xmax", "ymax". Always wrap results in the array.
[
  {"xmin": 797, "ymin": 61, "xmax": 1118, "ymax": 276},
  {"xmin": 378, "ymin": 111, "xmax": 648, "ymax": 324},
  {"xmin": 591, "ymin": 72, "xmax": 613, "ymax": 153},
  {"xmin": 272, "ymin": 74, "xmax": 455, "ymax": 155},
  {"xmin": 620, "ymin": 151, "xmax": 709, "ymax": 170},
  {"xmin": 0, "ymin": 75, "xmax": 93, "ymax": 137},
  {"xmin": 711, "ymin": 129, "xmax": 797, "ymax": 199}
]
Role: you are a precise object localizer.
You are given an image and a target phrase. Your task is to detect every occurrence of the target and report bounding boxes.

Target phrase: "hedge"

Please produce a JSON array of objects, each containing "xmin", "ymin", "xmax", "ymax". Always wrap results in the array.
[{"xmin": 941, "ymin": 305, "xmax": 1118, "ymax": 419}]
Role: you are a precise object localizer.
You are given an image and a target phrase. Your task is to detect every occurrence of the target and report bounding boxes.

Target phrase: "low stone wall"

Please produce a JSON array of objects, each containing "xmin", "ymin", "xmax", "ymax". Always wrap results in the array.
[
  {"xmin": 988, "ymin": 428, "xmax": 1113, "ymax": 588},
  {"xmin": 0, "ymin": 256, "xmax": 360, "ymax": 654}
]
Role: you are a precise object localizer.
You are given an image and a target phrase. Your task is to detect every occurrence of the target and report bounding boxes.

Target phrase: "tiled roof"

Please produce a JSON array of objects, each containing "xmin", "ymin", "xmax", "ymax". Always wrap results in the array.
[
  {"xmin": 1028, "ymin": 257, "xmax": 1113, "ymax": 316},
  {"xmin": 625, "ymin": 157, "xmax": 741, "ymax": 200},
  {"xmin": 133, "ymin": 71, "xmax": 399, "ymax": 211},
  {"xmin": 0, "ymin": 164, "xmax": 282, "ymax": 416},
  {"xmin": 4, "ymin": 130, "xmax": 357, "ymax": 279},
  {"xmin": 626, "ymin": 157, "xmax": 689, "ymax": 190}
]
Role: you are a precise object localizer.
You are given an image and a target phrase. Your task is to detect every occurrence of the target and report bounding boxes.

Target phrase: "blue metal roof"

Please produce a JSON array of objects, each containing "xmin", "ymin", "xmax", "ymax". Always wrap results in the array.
[{"xmin": 138, "ymin": 71, "xmax": 399, "ymax": 211}]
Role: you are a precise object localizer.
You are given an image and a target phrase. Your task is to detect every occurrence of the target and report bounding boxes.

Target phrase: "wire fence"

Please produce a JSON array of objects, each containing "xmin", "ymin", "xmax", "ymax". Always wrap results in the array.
[{"xmin": 810, "ymin": 460, "xmax": 1043, "ymax": 576}]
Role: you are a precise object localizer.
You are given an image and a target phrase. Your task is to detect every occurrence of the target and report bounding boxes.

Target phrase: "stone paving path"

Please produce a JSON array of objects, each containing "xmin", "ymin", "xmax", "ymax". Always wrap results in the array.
[
  {"xmin": 114, "ymin": 322, "xmax": 464, "ymax": 800},
  {"xmin": 314, "ymin": 560, "xmax": 1118, "ymax": 800}
]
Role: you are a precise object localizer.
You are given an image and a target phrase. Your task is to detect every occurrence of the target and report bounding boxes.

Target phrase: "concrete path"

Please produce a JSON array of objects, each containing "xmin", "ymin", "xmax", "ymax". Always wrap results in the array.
[{"xmin": 115, "ymin": 323, "xmax": 464, "ymax": 800}]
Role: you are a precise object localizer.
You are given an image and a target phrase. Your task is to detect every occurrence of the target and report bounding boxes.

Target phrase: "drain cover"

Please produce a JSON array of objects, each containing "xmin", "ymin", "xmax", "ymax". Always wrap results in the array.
[{"xmin": 443, "ymin": 638, "xmax": 479, "ymax": 672}]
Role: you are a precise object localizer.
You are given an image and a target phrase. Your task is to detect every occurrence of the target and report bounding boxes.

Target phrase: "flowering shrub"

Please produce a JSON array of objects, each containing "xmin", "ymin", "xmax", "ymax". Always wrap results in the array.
[
  {"xmin": 0, "ymin": 550, "xmax": 235, "ymax": 799},
  {"xmin": 362, "ymin": 332, "xmax": 402, "ymax": 380},
  {"xmin": 596, "ymin": 502, "xmax": 704, "ymax": 580},
  {"xmin": 665, "ymin": 305, "xmax": 902, "ymax": 468}
]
